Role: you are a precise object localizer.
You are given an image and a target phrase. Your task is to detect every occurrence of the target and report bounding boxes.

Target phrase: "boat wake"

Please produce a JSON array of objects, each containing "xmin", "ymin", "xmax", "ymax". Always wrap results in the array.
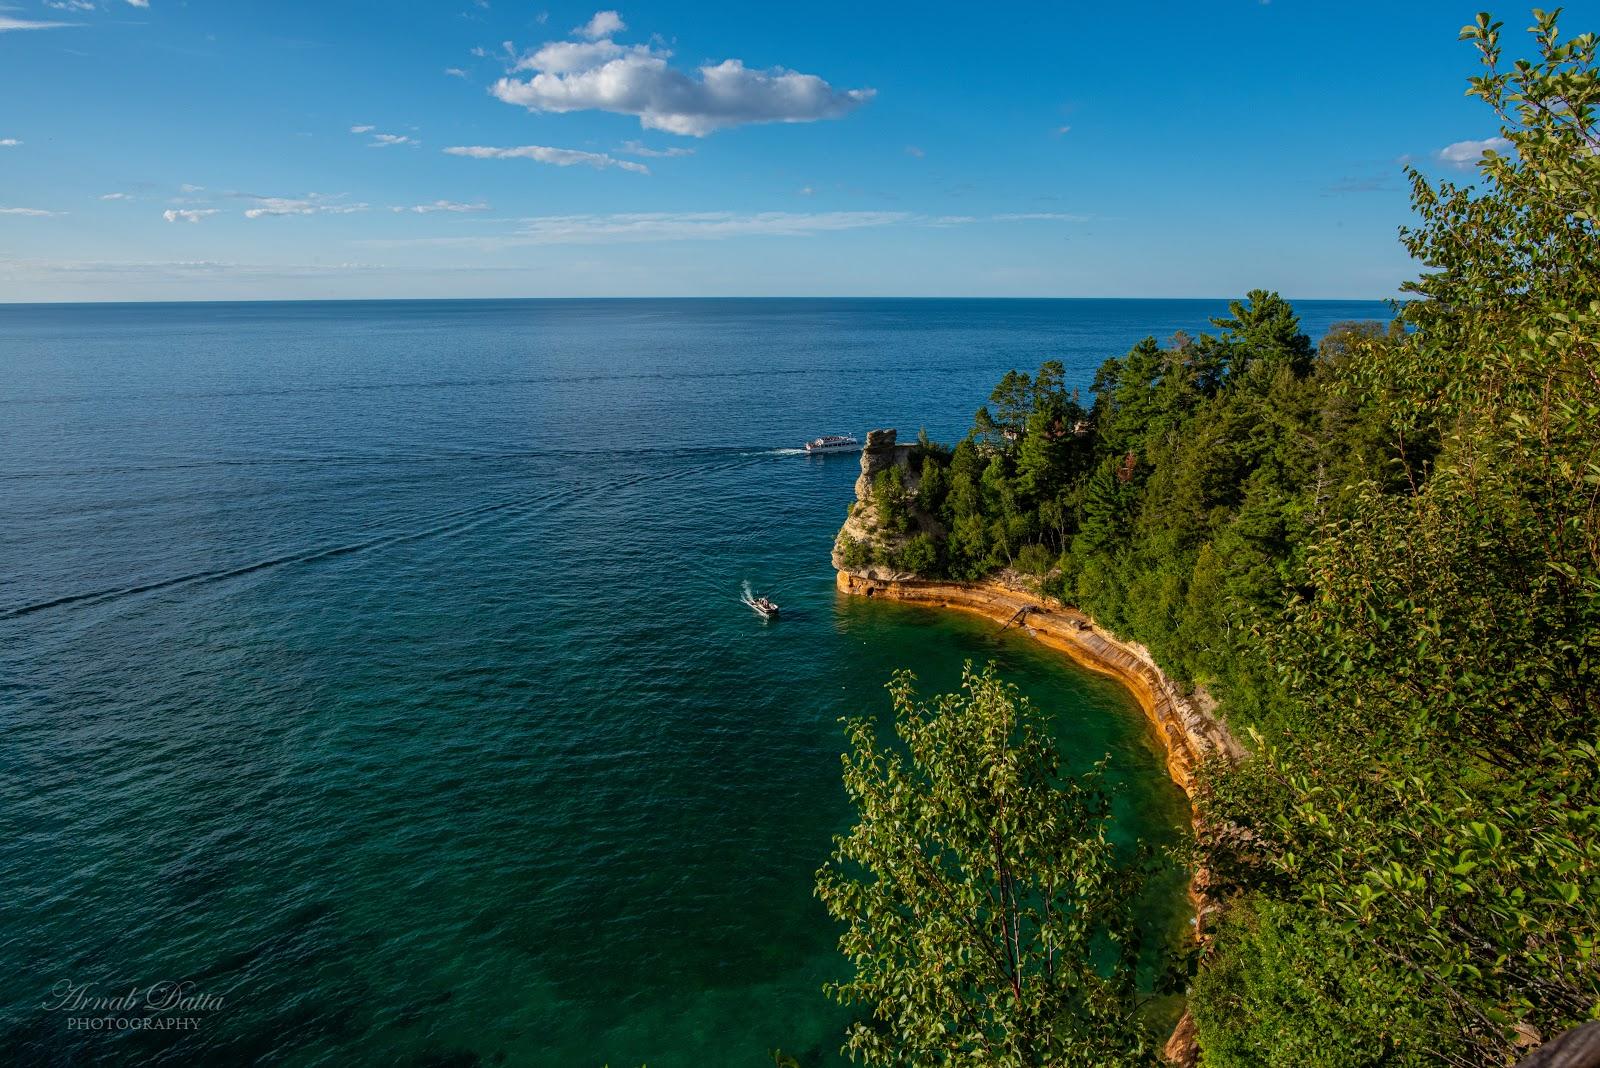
[{"xmin": 3, "ymin": 450, "xmax": 777, "ymax": 622}]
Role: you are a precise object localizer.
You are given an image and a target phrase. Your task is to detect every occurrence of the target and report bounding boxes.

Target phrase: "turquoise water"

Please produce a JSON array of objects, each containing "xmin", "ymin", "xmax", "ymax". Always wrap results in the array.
[{"xmin": 0, "ymin": 299, "xmax": 1387, "ymax": 1065}]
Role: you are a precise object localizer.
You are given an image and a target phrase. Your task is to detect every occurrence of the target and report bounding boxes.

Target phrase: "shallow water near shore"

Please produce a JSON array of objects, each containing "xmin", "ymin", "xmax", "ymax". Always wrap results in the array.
[{"xmin": 0, "ymin": 298, "xmax": 1385, "ymax": 1065}]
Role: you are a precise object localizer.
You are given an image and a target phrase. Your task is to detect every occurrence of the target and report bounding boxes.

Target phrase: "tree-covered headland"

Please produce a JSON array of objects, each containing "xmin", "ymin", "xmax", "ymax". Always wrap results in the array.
[{"xmin": 821, "ymin": 11, "xmax": 1599, "ymax": 1065}]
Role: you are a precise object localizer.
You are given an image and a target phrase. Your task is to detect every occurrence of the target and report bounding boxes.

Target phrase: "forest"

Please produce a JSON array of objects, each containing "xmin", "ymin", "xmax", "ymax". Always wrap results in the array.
[{"xmin": 824, "ymin": 10, "xmax": 1599, "ymax": 1065}]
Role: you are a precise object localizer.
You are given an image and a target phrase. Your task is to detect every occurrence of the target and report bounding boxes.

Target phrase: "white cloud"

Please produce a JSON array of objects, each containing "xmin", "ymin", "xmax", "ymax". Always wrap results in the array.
[
  {"xmin": 180, "ymin": 183, "xmax": 205, "ymax": 193},
  {"xmin": 574, "ymin": 10, "xmax": 624, "ymax": 39},
  {"xmin": 351, "ymin": 126, "xmax": 419, "ymax": 147},
  {"xmin": 444, "ymin": 143, "xmax": 649, "ymax": 174},
  {"xmin": 618, "ymin": 139, "xmax": 693, "ymax": 158},
  {"xmin": 1054, "ymin": 124, "xmax": 1072, "ymax": 135},
  {"xmin": 126, "ymin": 0, "xmax": 150, "ymax": 7},
  {"xmin": 392, "ymin": 200, "xmax": 490, "ymax": 213},
  {"xmin": 492, "ymin": 23, "xmax": 872, "ymax": 136},
  {"xmin": 44, "ymin": 0, "xmax": 95, "ymax": 11},
  {"xmin": 0, "ymin": 16, "xmax": 73, "ymax": 31},
  {"xmin": 444, "ymin": 67, "xmax": 467, "ymax": 77},
  {"xmin": 512, "ymin": 38, "xmax": 643, "ymax": 73},
  {"xmin": 798, "ymin": 186, "xmax": 814, "ymax": 196},
  {"xmin": 928, "ymin": 215, "xmax": 976, "ymax": 226},
  {"xmin": 0, "ymin": 207, "xmax": 62, "ymax": 216},
  {"xmin": 244, "ymin": 194, "xmax": 368, "ymax": 219},
  {"xmin": 100, "ymin": 192, "xmax": 133, "ymax": 200},
  {"xmin": 164, "ymin": 208, "xmax": 218, "ymax": 223},
  {"xmin": 1437, "ymin": 136, "xmax": 1513, "ymax": 167},
  {"xmin": 904, "ymin": 145, "xmax": 924, "ymax": 158},
  {"xmin": 0, "ymin": 138, "xmax": 20, "ymax": 147}
]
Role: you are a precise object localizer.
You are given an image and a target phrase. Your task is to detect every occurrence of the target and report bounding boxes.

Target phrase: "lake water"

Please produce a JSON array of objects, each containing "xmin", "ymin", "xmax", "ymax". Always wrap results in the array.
[{"xmin": 0, "ymin": 298, "xmax": 1389, "ymax": 1066}]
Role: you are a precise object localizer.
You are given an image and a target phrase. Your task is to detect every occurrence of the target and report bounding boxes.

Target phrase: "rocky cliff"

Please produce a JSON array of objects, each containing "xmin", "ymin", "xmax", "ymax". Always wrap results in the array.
[{"xmin": 830, "ymin": 428, "xmax": 944, "ymax": 581}]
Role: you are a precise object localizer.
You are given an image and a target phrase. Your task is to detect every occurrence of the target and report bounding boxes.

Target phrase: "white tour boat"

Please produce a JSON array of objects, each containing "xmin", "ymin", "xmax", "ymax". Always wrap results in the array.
[{"xmin": 803, "ymin": 434, "xmax": 861, "ymax": 454}]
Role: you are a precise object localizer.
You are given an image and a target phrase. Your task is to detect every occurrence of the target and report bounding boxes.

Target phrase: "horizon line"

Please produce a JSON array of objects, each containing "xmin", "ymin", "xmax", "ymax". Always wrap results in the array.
[{"xmin": 0, "ymin": 294, "xmax": 1402, "ymax": 307}]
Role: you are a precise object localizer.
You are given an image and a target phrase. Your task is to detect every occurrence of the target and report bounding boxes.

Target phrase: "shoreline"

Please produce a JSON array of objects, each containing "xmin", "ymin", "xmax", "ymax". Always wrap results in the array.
[
  {"xmin": 834, "ymin": 569, "xmax": 1246, "ymax": 1063},
  {"xmin": 834, "ymin": 571, "xmax": 1244, "ymax": 798}
]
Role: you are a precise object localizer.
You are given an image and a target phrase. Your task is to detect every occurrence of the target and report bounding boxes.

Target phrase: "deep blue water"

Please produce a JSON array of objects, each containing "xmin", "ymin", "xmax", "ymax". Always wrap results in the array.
[{"xmin": 0, "ymin": 298, "xmax": 1390, "ymax": 1066}]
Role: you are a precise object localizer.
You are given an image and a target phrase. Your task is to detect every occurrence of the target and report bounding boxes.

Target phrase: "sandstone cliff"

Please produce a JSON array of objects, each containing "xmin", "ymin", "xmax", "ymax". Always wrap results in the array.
[{"xmin": 830, "ymin": 428, "xmax": 944, "ymax": 581}]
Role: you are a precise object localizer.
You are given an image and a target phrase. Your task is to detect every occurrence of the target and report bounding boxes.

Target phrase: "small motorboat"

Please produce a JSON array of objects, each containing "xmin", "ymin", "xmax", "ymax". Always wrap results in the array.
[
  {"xmin": 741, "ymin": 583, "xmax": 781, "ymax": 619},
  {"xmin": 804, "ymin": 434, "xmax": 860, "ymax": 454}
]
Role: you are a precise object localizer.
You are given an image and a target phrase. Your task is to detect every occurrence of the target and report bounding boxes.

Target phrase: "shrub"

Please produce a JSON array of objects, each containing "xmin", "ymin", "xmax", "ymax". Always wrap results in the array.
[
  {"xmin": 898, "ymin": 533, "xmax": 940, "ymax": 576},
  {"xmin": 837, "ymin": 535, "xmax": 872, "ymax": 570}
]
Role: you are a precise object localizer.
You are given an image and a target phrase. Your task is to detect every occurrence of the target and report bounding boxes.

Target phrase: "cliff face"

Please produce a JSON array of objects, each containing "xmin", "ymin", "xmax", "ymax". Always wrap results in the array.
[{"xmin": 830, "ymin": 429, "xmax": 943, "ymax": 581}]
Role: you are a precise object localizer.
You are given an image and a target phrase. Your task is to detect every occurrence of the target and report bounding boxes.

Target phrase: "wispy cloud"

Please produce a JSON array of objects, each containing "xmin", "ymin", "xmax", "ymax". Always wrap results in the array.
[
  {"xmin": 992, "ymin": 212, "xmax": 1090, "ymax": 222},
  {"xmin": 4, "ymin": 258, "xmax": 391, "ymax": 280},
  {"xmin": 444, "ymin": 67, "xmax": 467, "ymax": 77},
  {"xmin": 574, "ymin": 9, "xmax": 623, "ymax": 39},
  {"xmin": 350, "ymin": 125, "xmax": 418, "ymax": 147},
  {"xmin": 1437, "ymin": 136, "xmax": 1512, "ymax": 168},
  {"xmin": 0, "ymin": 15, "xmax": 73, "ymax": 31},
  {"xmin": 525, "ymin": 209, "xmax": 908, "ymax": 242},
  {"xmin": 429, "ymin": 210, "xmax": 909, "ymax": 247},
  {"xmin": 0, "ymin": 138, "xmax": 20, "ymax": 147},
  {"xmin": 618, "ymin": 139, "xmax": 693, "ymax": 158},
  {"xmin": 0, "ymin": 206, "xmax": 63, "ymax": 216},
  {"xmin": 493, "ymin": 15, "xmax": 873, "ymax": 136},
  {"xmin": 126, "ymin": 0, "xmax": 149, "ymax": 7},
  {"xmin": 365, "ymin": 209, "xmax": 1089, "ymax": 250},
  {"xmin": 444, "ymin": 143, "xmax": 648, "ymax": 174},
  {"xmin": 44, "ymin": 1, "xmax": 97, "ymax": 11},
  {"xmin": 100, "ymin": 192, "xmax": 133, "ymax": 200},
  {"xmin": 243, "ymin": 193, "xmax": 368, "ymax": 219},
  {"xmin": 164, "ymin": 208, "xmax": 219, "ymax": 223},
  {"xmin": 392, "ymin": 200, "xmax": 490, "ymax": 214},
  {"xmin": 904, "ymin": 145, "xmax": 925, "ymax": 158}
]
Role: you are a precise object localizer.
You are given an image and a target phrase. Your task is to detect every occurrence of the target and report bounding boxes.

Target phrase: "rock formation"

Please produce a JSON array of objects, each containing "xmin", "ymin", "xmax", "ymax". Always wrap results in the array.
[{"xmin": 831, "ymin": 428, "xmax": 944, "ymax": 581}]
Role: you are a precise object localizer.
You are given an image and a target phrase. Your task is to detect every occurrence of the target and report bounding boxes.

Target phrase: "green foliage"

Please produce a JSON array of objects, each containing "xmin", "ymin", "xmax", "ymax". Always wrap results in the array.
[
  {"xmin": 899, "ymin": 532, "xmax": 941, "ymax": 576},
  {"xmin": 815, "ymin": 665, "xmax": 1157, "ymax": 1066},
  {"xmin": 838, "ymin": 534, "xmax": 873, "ymax": 570},
  {"xmin": 1191, "ymin": 898, "xmax": 1433, "ymax": 1067},
  {"xmin": 1192, "ymin": 12, "xmax": 1600, "ymax": 1064},
  {"xmin": 825, "ymin": 13, "xmax": 1600, "ymax": 1062},
  {"xmin": 873, "ymin": 465, "xmax": 911, "ymax": 534}
]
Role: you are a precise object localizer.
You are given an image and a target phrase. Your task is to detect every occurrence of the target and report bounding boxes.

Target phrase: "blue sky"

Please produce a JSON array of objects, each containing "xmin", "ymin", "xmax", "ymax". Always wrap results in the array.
[{"xmin": 0, "ymin": 1, "xmax": 1590, "ymax": 301}]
